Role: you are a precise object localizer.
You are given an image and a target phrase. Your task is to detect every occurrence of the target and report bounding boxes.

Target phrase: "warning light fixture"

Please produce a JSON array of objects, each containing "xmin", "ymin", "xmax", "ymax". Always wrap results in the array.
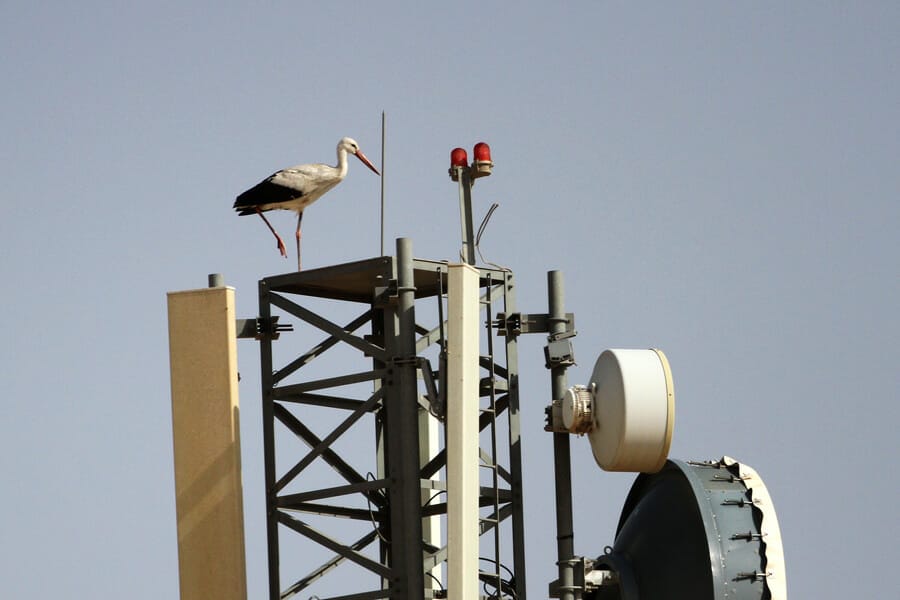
[
  {"xmin": 450, "ymin": 147, "xmax": 468, "ymax": 167},
  {"xmin": 472, "ymin": 142, "xmax": 493, "ymax": 178},
  {"xmin": 449, "ymin": 147, "xmax": 468, "ymax": 181},
  {"xmin": 449, "ymin": 143, "xmax": 494, "ymax": 181}
]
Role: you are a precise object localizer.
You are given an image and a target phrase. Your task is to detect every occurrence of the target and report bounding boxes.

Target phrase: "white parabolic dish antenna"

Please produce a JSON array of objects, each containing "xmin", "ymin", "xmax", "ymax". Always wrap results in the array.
[{"xmin": 564, "ymin": 349, "xmax": 675, "ymax": 473}]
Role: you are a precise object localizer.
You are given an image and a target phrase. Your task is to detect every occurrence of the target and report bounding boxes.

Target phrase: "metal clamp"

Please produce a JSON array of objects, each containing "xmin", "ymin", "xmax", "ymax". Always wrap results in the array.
[
  {"xmin": 721, "ymin": 497, "xmax": 759, "ymax": 508},
  {"xmin": 544, "ymin": 401, "xmax": 565, "ymax": 432},
  {"xmin": 236, "ymin": 316, "xmax": 293, "ymax": 340},
  {"xmin": 417, "ymin": 357, "xmax": 445, "ymax": 420},
  {"xmin": 495, "ymin": 312, "xmax": 576, "ymax": 337},
  {"xmin": 373, "ymin": 279, "xmax": 399, "ymax": 306},
  {"xmin": 731, "ymin": 531, "xmax": 767, "ymax": 541}
]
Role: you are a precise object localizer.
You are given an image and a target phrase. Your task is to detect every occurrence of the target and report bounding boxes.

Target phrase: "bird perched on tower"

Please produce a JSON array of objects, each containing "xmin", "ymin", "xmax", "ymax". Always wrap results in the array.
[{"xmin": 234, "ymin": 137, "xmax": 380, "ymax": 270}]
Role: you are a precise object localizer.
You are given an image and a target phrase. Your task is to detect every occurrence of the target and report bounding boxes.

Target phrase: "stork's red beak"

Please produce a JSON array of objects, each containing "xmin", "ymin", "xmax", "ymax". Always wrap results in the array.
[{"xmin": 355, "ymin": 150, "xmax": 380, "ymax": 176}]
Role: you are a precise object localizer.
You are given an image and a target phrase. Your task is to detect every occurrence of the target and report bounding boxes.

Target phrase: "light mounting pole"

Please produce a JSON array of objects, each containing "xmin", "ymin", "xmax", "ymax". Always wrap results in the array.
[{"xmin": 449, "ymin": 143, "xmax": 493, "ymax": 265}]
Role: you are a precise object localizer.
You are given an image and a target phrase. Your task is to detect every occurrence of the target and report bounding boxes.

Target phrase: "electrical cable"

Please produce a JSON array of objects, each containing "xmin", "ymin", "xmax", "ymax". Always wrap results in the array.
[
  {"xmin": 365, "ymin": 472, "xmax": 389, "ymax": 543},
  {"xmin": 475, "ymin": 203, "xmax": 510, "ymax": 271}
]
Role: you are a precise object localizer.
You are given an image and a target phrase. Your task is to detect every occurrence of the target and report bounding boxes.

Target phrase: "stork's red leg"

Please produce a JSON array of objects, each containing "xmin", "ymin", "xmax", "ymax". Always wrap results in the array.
[
  {"xmin": 295, "ymin": 211, "xmax": 304, "ymax": 271},
  {"xmin": 256, "ymin": 208, "xmax": 287, "ymax": 258}
]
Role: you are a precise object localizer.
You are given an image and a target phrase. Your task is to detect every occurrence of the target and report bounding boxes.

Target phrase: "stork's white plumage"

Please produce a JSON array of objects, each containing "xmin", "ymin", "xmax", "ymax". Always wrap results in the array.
[{"xmin": 234, "ymin": 137, "xmax": 380, "ymax": 270}]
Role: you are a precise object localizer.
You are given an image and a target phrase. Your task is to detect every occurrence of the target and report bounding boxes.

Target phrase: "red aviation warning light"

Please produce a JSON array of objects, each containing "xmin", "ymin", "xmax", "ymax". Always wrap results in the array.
[
  {"xmin": 472, "ymin": 142, "xmax": 493, "ymax": 178},
  {"xmin": 473, "ymin": 142, "xmax": 491, "ymax": 162},
  {"xmin": 449, "ymin": 148, "xmax": 469, "ymax": 181},
  {"xmin": 449, "ymin": 143, "xmax": 493, "ymax": 181}
]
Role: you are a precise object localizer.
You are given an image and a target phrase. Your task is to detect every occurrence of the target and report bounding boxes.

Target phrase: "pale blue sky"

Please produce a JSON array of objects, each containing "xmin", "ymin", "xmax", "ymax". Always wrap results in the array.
[{"xmin": 1, "ymin": 2, "xmax": 897, "ymax": 598}]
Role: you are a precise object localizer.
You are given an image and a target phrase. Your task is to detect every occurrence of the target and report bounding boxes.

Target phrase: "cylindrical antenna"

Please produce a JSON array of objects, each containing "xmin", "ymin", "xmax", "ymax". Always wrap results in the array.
[{"xmin": 380, "ymin": 111, "xmax": 386, "ymax": 256}]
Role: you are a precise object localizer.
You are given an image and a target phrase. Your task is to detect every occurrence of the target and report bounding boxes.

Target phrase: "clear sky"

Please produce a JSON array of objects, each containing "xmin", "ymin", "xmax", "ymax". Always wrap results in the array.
[{"xmin": 1, "ymin": 2, "xmax": 897, "ymax": 598}]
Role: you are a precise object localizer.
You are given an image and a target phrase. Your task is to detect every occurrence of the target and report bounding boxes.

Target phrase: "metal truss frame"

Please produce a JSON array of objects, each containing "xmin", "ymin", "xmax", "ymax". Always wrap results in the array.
[{"xmin": 255, "ymin": 247, "xmax": 526, "ymax": 600}]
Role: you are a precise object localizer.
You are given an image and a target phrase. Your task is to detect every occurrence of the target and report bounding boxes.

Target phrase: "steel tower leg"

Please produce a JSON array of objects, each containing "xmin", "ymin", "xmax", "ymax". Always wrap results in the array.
[
  {"xmin": 503, "ymin": 271, "xmax": 528, "ymax": 600},
  {"xmin": 259, "ymin": 279, "xmax": 281, "ymax": 600},
  {"xmin": 383, "ymin": 238, "xmax": 424, "ymax": 599}
]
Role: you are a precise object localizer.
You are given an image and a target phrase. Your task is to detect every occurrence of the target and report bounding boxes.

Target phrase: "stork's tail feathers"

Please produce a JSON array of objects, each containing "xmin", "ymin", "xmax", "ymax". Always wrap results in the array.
[{"xmin": 234, "ymin": 205, "xmax": 259, "ymax": 216}]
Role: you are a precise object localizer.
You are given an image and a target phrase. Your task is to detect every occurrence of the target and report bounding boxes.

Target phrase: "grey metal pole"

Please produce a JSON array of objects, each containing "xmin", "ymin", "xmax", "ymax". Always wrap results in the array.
[
  {"xmin": 456, "ymin": 170, "xmax": 476, "ymax": 265},
  {"xmin": 380, "ymin": 111, "xmax": 386, "ymax": 257},
  {"xmin": 386, "ymin": 237, "xmax": 424, "ymax": 599},
  {"xmin": 549, "ymin": 270, "xmax": 579, "ymax": 600}
]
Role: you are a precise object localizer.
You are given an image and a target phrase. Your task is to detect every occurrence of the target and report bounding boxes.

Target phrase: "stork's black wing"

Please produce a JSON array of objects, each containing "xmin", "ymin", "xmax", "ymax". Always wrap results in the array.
[{"xmin": 233, "ymin": 176, "xmax": 305, "ymax": 215}]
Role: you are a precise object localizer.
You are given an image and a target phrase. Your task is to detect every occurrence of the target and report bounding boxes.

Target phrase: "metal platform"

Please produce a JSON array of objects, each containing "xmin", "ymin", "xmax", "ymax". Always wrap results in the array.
[{"xmin": 263, "ymin": 255, "xmax": 510, "ymax": 303}]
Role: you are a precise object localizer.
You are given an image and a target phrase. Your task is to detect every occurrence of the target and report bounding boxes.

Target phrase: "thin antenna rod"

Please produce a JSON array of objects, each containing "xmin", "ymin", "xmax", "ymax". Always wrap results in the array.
[{"xmin": 380, "ymin": 111, "xmax": 386, "ymax": 256}]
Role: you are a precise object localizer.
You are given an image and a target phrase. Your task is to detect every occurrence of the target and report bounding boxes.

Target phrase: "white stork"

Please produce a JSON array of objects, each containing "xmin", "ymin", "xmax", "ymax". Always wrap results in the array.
[{"xmin": 234, "ymin": 137, "xmax": 380, "ymax": 270}]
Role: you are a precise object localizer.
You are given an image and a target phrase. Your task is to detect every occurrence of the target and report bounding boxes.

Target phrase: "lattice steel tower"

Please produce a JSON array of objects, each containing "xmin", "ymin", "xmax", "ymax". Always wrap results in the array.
[{"xmin": 253, "ymin": 238, "xmax": 526, "ymax": 600}]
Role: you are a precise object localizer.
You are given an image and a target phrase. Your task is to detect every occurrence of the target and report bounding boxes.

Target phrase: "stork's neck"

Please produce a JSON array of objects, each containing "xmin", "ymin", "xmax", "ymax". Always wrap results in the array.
[{"xmin": 335, "ymin": 147, "xmax": 350, "ymax": 178}]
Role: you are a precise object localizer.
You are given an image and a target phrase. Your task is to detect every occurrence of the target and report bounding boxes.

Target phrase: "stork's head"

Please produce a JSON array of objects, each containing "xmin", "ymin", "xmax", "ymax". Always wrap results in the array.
[{"xmin": 339, "ymin": 137, "xmax": 380, "ymax": 175}]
